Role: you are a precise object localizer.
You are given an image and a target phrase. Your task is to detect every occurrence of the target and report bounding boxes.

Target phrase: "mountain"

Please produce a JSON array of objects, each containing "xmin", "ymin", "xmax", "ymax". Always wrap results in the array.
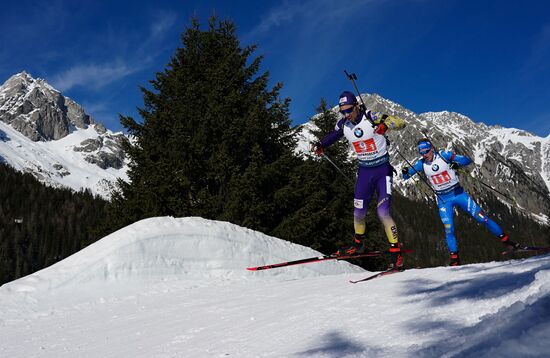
[
  {"xmin": 2, "ymin": 70, "xmax": 549, "ymax": 219},
  {"xmin": 296, "ymin": 93, "xmax": 550, "ymax": 225},
  {"xmin": 0, "ymin": 72, "xmax": 128, "ymax": 198},
  {"xmin": 1, "ymin": 217, "xmax": 548, "ymax": 357}
]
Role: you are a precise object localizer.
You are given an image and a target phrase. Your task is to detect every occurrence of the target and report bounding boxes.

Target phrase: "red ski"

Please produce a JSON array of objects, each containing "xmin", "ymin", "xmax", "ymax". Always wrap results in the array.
[{"xmin": 247, "ymin": 249, "xmax": 413, "ymax": 271}]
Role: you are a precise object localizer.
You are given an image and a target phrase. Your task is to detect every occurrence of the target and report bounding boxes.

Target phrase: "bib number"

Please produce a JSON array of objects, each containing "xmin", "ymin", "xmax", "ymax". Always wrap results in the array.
[
  {"xmin": 431, "ymin": 171, "xmax": 451, "ymax": 186},
  {"xmin": 352, "ymin": 138, "xmax": 377, "ymax": 153}
]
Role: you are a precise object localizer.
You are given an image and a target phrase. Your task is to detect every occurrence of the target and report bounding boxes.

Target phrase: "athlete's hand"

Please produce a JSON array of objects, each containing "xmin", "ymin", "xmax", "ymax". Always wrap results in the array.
[
  {"xmin": 449, "ymin": 162, "xmax": 459, "ymax": 170},
  {"xmin": 401, "ymin": 166, "xmax": 411, "ymax": 180},
  {"xmin": 374, "ymin": 122, "xmax": 388, "ymax": 135},
  {"xmin": 310, "ymin": 142, "xmax": 324, "ymax": 156}
]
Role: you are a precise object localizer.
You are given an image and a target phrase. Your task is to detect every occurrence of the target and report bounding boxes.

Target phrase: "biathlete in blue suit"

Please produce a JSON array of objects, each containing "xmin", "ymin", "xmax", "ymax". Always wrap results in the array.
[{"xmin": 401, "ymin": 139, "xmax": 520, "ymax": 266}]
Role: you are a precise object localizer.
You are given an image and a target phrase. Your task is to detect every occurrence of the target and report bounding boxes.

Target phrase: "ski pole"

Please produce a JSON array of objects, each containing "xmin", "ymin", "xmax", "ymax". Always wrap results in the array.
[
  {"xmin": 320, "ymin": 152, "xmax": 355, "ymax": 185},
  {"xmin": 458, "ymin": 168, "xmax": 518, "ymax": 204},
  {"xmin": 422, "ymin": 125, "xmax": 544, "ymax": 194},
  {"xmin": 420, "ymin": 129, "xmax": 517, "ymax": 204},
  {"xmin": 344, "ymin": 70, "xmax": 445, "ymax": 203},
  {"xmin": 394, "ymin": 149, "xmax": 446, "ymax": 203},
  {"xmin": 344, "ymin": 70, "xmax": 375, "ymax": 127}
]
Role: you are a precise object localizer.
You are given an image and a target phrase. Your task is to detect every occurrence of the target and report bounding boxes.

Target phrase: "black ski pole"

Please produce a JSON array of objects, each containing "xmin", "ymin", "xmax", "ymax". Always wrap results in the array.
[
  {"xmin": 344, "ymin": 70, "xmax": 445, "ymax": 203},
  {"xmin": 420, "ymin": 128, "xmax": 517, "ymax": 204},
  {"xmin": 344, "ymin": 70, "xmax": 375, "ymax": 127},
  {"xmin": 321, "ymin": 153, "xmax": 354, "ymax": 185},
  {"xmin": 394, "ymin": 148, "xmax": 446, "ymax": 203}
]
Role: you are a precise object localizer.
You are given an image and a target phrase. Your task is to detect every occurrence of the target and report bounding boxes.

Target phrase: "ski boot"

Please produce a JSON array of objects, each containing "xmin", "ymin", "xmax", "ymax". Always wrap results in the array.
[
  {"xmin": 388, "ymin": 243, "xmax": 404, "ymax": 271},
  {"xmin": 336, "ymin": 234, "xmax": 367, "ymax": 256},
  {"xmin": 449, "ymin": 251, "xmax": 460, "ymax": 266},
  {"xmin": 499, "ymin": 233, "xmax": 520, "ymax": 250}
]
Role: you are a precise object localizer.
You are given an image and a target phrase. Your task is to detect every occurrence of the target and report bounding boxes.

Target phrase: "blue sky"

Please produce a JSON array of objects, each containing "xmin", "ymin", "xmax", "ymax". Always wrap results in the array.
[{"xmin": 2, "ymin": 0, "xmax": 550, "ymax": 137}]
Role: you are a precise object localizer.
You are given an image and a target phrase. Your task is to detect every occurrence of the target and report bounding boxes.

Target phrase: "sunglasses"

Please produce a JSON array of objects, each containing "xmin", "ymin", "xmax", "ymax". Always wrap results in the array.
[
  {"xmin": 339, "ymin": 106, "xmax": 355, "ymax": 115},
  {"xmin": 418, "ymin": 147, "xmax": 432, "ymax": 155}
]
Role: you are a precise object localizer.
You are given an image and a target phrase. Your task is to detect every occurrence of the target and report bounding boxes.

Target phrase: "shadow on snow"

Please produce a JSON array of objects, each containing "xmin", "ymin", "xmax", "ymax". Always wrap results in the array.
[
  {"xmin": 295, "ymin": 331, "xmax": 377, "ymax": 357},
  {"xmin": 401, "ymin": 258, "xmax": 550, "ymax": 357}
]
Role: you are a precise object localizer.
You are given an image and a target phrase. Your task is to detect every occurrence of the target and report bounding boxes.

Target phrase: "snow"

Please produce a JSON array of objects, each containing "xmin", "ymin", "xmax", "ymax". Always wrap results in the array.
[
  {"xmin": 0, "ymin": 120, "xmax": 127, "ymax": 198},
  {"xmin": 1, "ymin": 217, "xmax": 549, "ymax": 357}
]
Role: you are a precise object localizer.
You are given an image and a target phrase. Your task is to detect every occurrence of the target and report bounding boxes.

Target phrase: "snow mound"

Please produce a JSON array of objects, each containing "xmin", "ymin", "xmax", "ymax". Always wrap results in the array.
[{"xmin": 1, "ymin": 217, "xmax": 364, "ymax": 294}]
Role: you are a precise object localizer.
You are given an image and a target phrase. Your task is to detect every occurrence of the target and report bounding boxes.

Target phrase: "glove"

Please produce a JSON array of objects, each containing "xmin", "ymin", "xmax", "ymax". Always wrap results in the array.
[
  {"xmin": 374, "ymin": 122, "xmax": 388, "ymax": 135},
  {"xmin": 401, "ymin": 166, "xmax": 409, "ymax": 176},
  {"xmin": 449, "ymin": 162, "xmax": 459, "ymax": 170},
  {"xmin": 310, "ymin": 142, "xmax": 324, "ymax": 156}
]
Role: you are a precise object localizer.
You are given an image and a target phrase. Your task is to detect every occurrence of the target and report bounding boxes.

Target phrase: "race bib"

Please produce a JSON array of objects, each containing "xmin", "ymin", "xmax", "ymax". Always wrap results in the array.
[
  {"xmin": 352, "ymin": 138, "xmax": 377, "ymax": 153},
  {"xmin": 431, "ymin": 171, "xmax": 452, "ymax": 186}
]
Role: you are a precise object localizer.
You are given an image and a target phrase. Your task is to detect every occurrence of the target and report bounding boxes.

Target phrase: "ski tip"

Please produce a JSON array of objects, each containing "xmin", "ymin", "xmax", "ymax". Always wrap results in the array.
[{"xmin": 502, "ymin": 246, "xmax": 550, "ymax": 255}]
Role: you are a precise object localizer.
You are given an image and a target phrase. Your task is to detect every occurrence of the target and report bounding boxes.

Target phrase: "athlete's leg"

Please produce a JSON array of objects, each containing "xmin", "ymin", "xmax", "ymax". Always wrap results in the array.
[
  {"xmin": 353, "ymin": 166, "xmax": 375, "ymax": 236},
  {"xmin": 455, "ymin": 192, "xmax": 504, "ymax": 236},
  {"xmin": 374, "ymin": 164, "xmax": 404, "ymax": 269},
  {"xmin": 438, "ymin": 195, "xmax": 458, "ymax": 253},
  {"xmin": 374, "ymin": 166, "xmax": 398, "ymax": 245}
]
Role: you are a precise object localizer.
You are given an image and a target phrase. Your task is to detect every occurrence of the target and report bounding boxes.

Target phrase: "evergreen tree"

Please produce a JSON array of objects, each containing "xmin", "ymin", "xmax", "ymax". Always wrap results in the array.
[
  {"xmin": 0, "ymin": 164, "xmax": 108, "ymax": 285},
  {"xmin": 105, "ymin": 17, "xmax": 295, "ymax": 234}
]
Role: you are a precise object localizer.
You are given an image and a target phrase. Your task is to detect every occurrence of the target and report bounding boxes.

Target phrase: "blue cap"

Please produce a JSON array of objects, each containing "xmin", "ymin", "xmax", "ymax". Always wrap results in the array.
[
  {"xmin": 418, "ymin": 140, "xmax": 432, "ymax": 154},
  {"xmin": 339, "ymin": 91, "xmax": 358, "ymax": 106}
]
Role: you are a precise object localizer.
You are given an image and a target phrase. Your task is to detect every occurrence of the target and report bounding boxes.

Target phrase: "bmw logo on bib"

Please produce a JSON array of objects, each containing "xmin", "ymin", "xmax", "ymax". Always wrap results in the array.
[
  {"xmin": 354, "ymin": 128, "xmax": 363, "ymax": 138},
  {"xmin": 432, "ymin": 164, "xmax": 439, "ymax": 171}
]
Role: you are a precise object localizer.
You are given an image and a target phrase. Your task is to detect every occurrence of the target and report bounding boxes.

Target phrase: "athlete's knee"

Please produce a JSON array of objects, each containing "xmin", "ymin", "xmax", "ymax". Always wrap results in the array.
[
  {"xmin": 353, "ymin": 196, "xmax": 367, "ymax": 215},
  {"xmin": 376, "ymin": 197, "xmax": 391, "ymax": 219},
  {"xmin": 354, "ymin": 208, "xmax": 367, "ymax": 220},
  {"xmin": 473, "ymin": 210, "xmax": 489, "ymax": 224}
]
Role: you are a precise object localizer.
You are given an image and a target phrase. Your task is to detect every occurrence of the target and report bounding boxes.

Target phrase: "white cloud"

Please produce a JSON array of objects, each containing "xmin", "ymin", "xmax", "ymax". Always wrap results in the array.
[
  {"xmin": 50, "ymin": 11, "xmax": 177, "ymax": 92},
  {"xmin": 249, "ymin": 0, "xmax": 376, "ymax": 37},
  {"xmin": 150, "ymin": 11, "xmax": 178, "ymax": 39},
  {"xmin": 521, "ymin": 24, "xmax": 550, "ymax": 77},
  {"xmin": 252, "ymin": 2, "xmax": 306, "ymax": 35},
  {"xmin": 51, "ymin": 61, "xmax": 142, "ymax": 91}
]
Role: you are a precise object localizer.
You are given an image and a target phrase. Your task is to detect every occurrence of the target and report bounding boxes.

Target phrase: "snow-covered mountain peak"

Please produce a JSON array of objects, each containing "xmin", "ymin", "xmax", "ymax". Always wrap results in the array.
[
  {"xmin": 296, "ymin": 93, "xmax": 550, "ymax": 224},
  {"xmin": 0, "ymin": 71, "xmax": 95, "ymax": 141},
  {"xmin": 0, "ymin": 71, "xmax": 128, "ymax": 198},
  {"xmin": 1, "ymin": 71, "xmax": 60, "ymax": 109}
]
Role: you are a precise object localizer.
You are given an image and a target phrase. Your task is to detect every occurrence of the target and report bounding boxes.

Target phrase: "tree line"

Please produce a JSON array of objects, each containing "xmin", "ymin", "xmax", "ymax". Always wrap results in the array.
[{"xmin": 0, "ymin": 164, "xmax": 107, "ymax": 284}]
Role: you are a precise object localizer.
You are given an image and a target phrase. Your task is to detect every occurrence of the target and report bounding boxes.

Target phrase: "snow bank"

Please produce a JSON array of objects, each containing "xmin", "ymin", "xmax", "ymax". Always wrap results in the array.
[
  {"xmin": 1, "ymin": 217, "xmax": 550, "ymax": 357},
  {"xmin": 0, "ymin": 217, "xmax": 364, "ymax": 294}
]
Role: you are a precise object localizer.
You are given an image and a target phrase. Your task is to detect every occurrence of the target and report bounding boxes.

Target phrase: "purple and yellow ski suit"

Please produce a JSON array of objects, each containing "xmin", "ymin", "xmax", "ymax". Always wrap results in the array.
[{"xmin": 319, "ymin": 110, "xmax": 406, "ymax": 245}]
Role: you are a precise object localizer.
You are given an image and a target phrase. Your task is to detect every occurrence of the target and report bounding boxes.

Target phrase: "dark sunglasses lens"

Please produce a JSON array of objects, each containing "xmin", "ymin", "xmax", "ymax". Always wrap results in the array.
[{"xmin": 340, "ymin": 107, "xmax": 354, "ymax": 115}]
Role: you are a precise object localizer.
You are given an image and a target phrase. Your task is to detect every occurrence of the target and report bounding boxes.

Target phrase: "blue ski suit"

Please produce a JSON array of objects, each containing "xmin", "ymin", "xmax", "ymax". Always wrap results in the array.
[{"xmin": 403, "ymin": 151, "xmax": 504, "ymax": 253}]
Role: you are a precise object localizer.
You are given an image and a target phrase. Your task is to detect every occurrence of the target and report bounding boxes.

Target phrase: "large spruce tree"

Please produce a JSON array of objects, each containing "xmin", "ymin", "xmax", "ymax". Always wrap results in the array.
[{"xmin": 106, "ymin": 17, "xmax": 296, "ymax": 233}]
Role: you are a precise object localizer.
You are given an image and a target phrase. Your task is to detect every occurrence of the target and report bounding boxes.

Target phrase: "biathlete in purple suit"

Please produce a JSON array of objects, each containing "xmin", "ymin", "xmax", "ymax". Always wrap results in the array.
[{"xmin": 311, "ymin": 91, "xmax": 407, "ymax": 270}]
